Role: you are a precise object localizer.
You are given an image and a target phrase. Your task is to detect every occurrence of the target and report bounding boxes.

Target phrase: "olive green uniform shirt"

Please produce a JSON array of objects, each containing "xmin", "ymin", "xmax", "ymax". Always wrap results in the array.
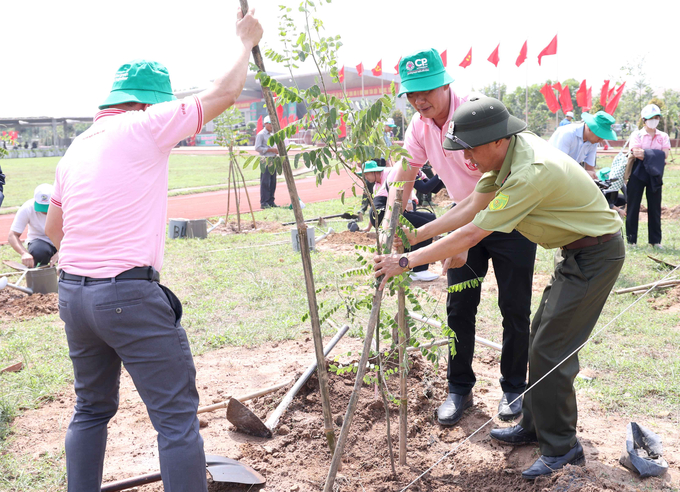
[{"xmin": 472, "ymin": 132, "xmax": 622, "ymax": 249}]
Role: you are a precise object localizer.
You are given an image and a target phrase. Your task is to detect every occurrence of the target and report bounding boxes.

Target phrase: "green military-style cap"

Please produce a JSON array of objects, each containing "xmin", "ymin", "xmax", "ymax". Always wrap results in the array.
[
  {"xmin": 99, "ymin": 59, "xmax": 177, "ymax": 110},
  {"xmin": 397, "ymin": 49, "xmax": 454, "ymax": 97},
  {"xmin": 442, "ymin": 96, "xmax": 527, "ymax": 151},
  {"xmin": 582, "ymin": 111, "xmax": 617, "ymax": 140}
]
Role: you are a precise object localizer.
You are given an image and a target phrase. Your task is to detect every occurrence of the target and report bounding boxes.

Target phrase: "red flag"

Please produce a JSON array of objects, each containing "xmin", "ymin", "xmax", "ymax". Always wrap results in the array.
[
  {"xmin": 256, "ymin": 115, "xmax": 263, "ymax": 133},
  {"xmin": 559, "ymin": 85, "xmax": 573, "ymax": 113},
  {"xmin": 585, "ymin": 87, "xmax": 592, "ymax": 111},
  {"xmin": 540, "ymin": 83, "xmax": 560, "ymax": 113},
  {"xmin": 515, "ymin": 41, "xmax": 527, "ymax": 67},
  {"xmin": 338, "ymin": 65, "xmax": 344, "ymax": 83},
  {"xmin": 576, "ymin": 80, "xmax": 587, "ymax": 108},
  {"xmin": 338, "ymin": 115, "xmax": 346, "ymax": 139},
  {"xmin": 487, "ymin": 44, "xmax": 500, "ymax": 67},
  {"xmin": 356, "ymin": 62, "xmax": 363, "ymax": 77},
  {"xmin": 394, "ymin": 57, "xmax": 401, "ymax": 75},
  {"xmin": 553, "ymin": 82, "xmax": 562, "ymax": 93},
  {"xmin": 537, "ymin": 35, "xmax": 557, "ymax": 66},
  {"xmin": 459, "ymin": 48, "xmax": 472, "ymax": 68},
  {"xmin": 371, "ymin": 60, "xmax": 382, "ymax": 76},
  {"xmin": 441, "ymin": 50, "xmax": 447, "ymax": 67},
  {"xmin": 276, "ymin": 105, "xmax": 284, "ymax": 125},
  {"xmin": 605, "ymin": 82, "xmax": 626, "ymax": 115},
  {"xmin": 600, "ymin": 80, "xmax": 610, "ymax": 107}
]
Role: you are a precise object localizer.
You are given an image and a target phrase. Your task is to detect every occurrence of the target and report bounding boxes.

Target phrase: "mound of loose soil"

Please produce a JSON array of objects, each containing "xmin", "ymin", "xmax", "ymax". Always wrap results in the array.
[
  {"xmin": 6, "ymin": 338, "xmax": 679, "ymax": 491},
  {"xmin": 212, "ymin": 220, "xmax": 287, "ymax": 235},
  {"xmin": 661, "ymin": 205, "xmax": 680, "ymax": 220},
  {"xmin": 0, "ymin": 290, "xmax": 58, "ymax": 322}
]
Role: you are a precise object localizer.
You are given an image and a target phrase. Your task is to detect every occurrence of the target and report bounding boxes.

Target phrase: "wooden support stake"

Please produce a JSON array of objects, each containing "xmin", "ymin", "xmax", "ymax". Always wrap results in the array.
[
  {"xmin": 324, "ymin": 189, "xmax": 404, "ymax": 492},
  {"xmin": 239, "ymin": 0, "xmax": 336, "ymax": 456},
  {"xmin": 397, "ymin": 207, "xmax": 408, "ymax": 466}
]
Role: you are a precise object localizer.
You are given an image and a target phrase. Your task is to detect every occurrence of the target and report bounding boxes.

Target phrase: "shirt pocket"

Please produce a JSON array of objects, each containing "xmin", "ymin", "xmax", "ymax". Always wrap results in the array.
[{"xmin": 515, "ymin": 221, "xmax": 544, "ymax": 242}]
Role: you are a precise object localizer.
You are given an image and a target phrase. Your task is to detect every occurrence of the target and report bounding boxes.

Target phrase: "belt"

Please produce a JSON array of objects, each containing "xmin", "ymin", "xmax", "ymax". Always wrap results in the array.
[
  {"xmin": 59, "ymin": 266, "xmax": 160, "ymax": 283},
  {"xmin": 561, "ymin": 231, "xmax": 621, "ymax": 250}
]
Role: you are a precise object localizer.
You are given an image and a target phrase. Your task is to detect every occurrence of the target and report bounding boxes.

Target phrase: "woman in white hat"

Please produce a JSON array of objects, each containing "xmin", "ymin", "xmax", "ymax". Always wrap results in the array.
[{"xmin": 626, "ymin": 104, "xmax": 671, "ymax": 248}]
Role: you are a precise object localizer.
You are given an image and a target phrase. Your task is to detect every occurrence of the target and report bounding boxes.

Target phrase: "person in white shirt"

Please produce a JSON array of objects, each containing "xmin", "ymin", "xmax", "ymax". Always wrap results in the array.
[{"xmin": 8, "ymin": 184, "xmax": 58, "ymax": 267}]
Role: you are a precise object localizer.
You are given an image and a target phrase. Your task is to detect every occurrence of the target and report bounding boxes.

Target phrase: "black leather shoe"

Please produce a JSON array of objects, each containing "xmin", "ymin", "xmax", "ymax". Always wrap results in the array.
[
  {"xmin": 436, "ymin": 392, "xmax": 473, "ymax": 426},
  {"xmin": 522, "ymin": 441, "xmax": 585, "ymax": 480},
  {"xmin": 497, "ymin": 392, "xmax": 522, "ymax": 421},
  {"xmin": 489, "ymin": 424, "xmax": 537, "ymax": 445}
]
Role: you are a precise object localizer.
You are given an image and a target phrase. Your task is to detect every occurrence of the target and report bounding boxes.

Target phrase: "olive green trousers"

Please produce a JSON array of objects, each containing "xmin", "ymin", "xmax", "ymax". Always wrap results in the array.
[{"xmin": 520, "ymin": 236, "xmax": 625, "ymax": 456}]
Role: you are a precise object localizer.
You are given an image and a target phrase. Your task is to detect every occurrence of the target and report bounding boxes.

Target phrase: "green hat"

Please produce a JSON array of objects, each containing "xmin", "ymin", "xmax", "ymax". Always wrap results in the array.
[
  {"xmin": 99, "ymin": 59, "xmax": 177, "ymax": 110},
  {"xmin": 356, "ymin": 160, "xmax": 386, "ymax": 174},
  {"xmin": 442, "ymin": 96, "xmax": 526, "ymax": 151},
  {"xmin": 582, "ymin": 111, "xmax": 617, "ymax": 140},
  {"xmin": 397, "ymin": 49, "xmax": 454, "ymax": 97},
  {"xmin": 597, "ymin": 167, "xmax": 611, "ymax": 181}
]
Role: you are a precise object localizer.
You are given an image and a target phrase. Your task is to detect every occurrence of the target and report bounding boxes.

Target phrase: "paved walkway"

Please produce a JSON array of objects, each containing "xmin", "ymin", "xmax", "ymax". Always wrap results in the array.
[{"xmin": 0, "ymin": 171, "xmax": 357, "ymax": 245}]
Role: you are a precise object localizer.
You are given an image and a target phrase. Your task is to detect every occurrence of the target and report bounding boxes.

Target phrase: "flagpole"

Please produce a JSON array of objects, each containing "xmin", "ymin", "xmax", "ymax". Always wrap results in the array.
[
  {"xmin": 525, "ymin": 62, "xmax": 528, "ymax": 124},
  {"xmin": 555, "ymin": 31, "xmax": 559, "ymax": 128}
]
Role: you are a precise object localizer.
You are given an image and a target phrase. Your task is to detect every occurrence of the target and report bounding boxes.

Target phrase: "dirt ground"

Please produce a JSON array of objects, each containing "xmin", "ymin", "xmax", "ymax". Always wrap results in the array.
[
  {"xmin": 7, "ymin": 332, "xmax": 679, "ymax": 491},
  {"xmin": 0, "ymin": 290, "xmax": 58, "ymax": 322}
]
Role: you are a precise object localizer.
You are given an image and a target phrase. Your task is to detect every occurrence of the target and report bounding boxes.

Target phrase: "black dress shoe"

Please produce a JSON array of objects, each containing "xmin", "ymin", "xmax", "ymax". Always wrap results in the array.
[
  {"xmin": 489, "ymin": 424, "xmax": 537, "ymax": 445},
  {"xmin": 497, "ymin": 392, "xmax": 522, "ymax": 421},
  {"xmin": 522, "ymin": 441, "xmax": 585, "ymax": 480},
  {"xmin": 436, "ymin": 392, "xmax": 473, "ymax": 426}
]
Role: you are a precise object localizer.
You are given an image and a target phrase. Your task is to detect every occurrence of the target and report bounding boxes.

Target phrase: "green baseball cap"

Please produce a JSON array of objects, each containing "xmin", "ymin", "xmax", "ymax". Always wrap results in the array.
[
  {"xmin": 397, "ymin": 49, "xmax": 454, "ymax": 97},
  {"xmin": 356, "ymin": 160, "xmax": 386, "ymax": 174},
  {"xmin": 582, "ymin": 111, "xmax": 617, "ymax": 140},
  {"xmin": 442, "ymin": 96, "xmax": 526, "ymax": 151},
  {"xmin": 99, "ymin": 59, "xmax": 177, "ymax": 110}
]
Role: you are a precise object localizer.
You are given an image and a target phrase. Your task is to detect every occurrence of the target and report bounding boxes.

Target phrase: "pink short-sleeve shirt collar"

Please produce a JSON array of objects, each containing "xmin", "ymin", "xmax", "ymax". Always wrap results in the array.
[{"xmin": 403, "ymin": 88, "xmax": 482, "ymax": 202}]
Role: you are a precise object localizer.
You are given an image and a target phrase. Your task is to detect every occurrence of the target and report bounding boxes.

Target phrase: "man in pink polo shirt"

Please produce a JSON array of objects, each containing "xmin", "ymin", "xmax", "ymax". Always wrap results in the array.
[
  {"xmin": 44, "ymin": 9, "xmax": 262, "ymax": 492},
  {"xmin": 383, "ymin": 49, "xmax": 537, "ymax": 426}
]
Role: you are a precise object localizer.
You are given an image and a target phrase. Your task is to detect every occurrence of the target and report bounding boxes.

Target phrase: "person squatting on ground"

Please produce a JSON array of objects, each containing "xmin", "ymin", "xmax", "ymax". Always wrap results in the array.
[
  {"xmin": 44, "ymin": 9, "xmax": 263, "ymax": 492},
  {"xmin": 8, "ymin": 184, "xmax": 58, "ymax": 268},
  {"xmin": 358, "ymin": 160, "xmax": 439, "ymax": 282},
  {"xmin": 374, "ymin": 96, "xmax": 625, "ymax": 479},
  {"xmin": 625, "ymin": 103, "xmax": 670, "ymax": 248},
  {"xmin": 549, "ymin": 111, "xmax": 617, "ymax": 181},
  {"xmin": 383, "ymin": 48, "xmax": 537, "ymax": 424},
  {"xmin": 255, "ymin": 115, "xmax": 279, "ymax": 209}
]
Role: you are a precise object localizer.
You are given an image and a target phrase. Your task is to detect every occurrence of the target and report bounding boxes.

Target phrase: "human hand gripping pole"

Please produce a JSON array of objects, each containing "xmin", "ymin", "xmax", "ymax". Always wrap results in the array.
[{"xmin": 237, "ymin": 0, "xmax": 337, "ymax": 456}]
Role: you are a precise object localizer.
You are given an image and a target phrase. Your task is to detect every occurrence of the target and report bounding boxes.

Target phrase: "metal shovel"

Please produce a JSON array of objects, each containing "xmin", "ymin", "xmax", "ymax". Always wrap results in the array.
[
  {"xmin": 100, "ymin": 454, "xmax": 264, "ymax": 492},
  {"xmin": 0, "ymin": 269, "xmax": 33, "ymax": 295},
  {"xmin": 227, "ymin": 325, "xmax": 349, "ymax": 438}
]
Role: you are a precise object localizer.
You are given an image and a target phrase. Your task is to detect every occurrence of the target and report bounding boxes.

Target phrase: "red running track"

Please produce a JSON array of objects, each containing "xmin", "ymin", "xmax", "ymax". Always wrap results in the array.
[{"xmin": 0, "ymin": 171, "xmax": 358, "ymax": 245}]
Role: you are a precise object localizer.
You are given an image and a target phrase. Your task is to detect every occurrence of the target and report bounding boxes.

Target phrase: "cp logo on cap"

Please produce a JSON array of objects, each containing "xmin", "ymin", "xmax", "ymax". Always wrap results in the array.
[
  {"xmin": 415, "ymin": 58, "xmax": 428, "ymax": 67},
  {"xmin": 405, "ymin": 61, "xmax": 415, "ymax": 71}
]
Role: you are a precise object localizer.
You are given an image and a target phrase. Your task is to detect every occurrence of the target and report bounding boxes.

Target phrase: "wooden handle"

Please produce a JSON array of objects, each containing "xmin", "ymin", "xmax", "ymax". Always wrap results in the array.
[{"xmin": 197, "ymin": 378, "xmax": 293, "ymax": 414}]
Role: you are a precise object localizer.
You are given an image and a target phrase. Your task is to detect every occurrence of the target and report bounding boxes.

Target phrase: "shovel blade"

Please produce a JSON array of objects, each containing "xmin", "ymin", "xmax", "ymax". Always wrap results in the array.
[
  {"xmin": 207, "ymin": 462, "xmax": 265, "ymax": 485},
  {"xmin": 226, "ymin": 398, "xmax": 272, "ymax": 438}
]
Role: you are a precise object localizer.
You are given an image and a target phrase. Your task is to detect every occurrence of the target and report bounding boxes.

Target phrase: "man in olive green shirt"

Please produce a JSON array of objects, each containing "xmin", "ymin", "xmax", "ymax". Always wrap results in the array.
[{"xmin": 374, "ymin": 96, "xmax": 625, "ymax": 480}]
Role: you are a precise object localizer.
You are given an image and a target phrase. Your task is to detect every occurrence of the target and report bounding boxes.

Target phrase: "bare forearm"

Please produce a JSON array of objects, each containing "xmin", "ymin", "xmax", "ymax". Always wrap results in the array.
[{"xmin": 8, "ymin": 233, "xmax": 28, "ymax": 255}]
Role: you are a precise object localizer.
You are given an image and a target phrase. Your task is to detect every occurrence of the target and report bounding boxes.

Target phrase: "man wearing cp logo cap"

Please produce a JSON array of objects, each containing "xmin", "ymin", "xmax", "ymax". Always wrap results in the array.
[
  {"xmin": 384, "ymin": 48, "xmax": 537, "ymax": 426},
  {"xmin": 374, "ymin": 96, "xmax": 624, "ymax": 479}
]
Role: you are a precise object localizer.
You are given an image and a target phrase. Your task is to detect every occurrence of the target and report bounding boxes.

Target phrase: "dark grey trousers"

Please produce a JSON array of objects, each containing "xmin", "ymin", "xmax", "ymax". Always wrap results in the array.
[
  {"xmin": 28, "ymin": 238, "xmax": 57, "ymax": 266},
  {"xmin": 58, "ymin": 277, "xmax": 207, "ymax": 492},
  {"xmin": 520, "ymin": 236, "xmax": 625, "ymax": 456},
  {"xmin": 260, "ymin": 161, "xmax": 277, "ymax": 207}
]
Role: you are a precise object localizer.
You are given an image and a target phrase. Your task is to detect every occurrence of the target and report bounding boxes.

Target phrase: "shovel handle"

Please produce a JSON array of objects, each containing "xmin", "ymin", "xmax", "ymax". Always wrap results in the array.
[
  {"xmin": 101, "ymin": 471, "xmax": 162, "ymax": 492},
  {"xmin": 197, "ymin": 378, "xmax": 293, "ymax": 414}
]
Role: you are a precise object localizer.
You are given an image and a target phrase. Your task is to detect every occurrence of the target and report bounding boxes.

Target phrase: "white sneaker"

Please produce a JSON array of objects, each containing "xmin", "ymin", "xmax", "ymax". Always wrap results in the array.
[{"xmin": 410, "ymin": 270, "xmax": 440, "ymax": 282}]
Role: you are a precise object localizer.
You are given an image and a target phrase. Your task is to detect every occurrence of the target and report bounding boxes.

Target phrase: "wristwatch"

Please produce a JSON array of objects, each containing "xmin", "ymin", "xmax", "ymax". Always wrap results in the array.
[{"xmin": 398, "ymin": 255, "xmax": 410, "ymax": 270}]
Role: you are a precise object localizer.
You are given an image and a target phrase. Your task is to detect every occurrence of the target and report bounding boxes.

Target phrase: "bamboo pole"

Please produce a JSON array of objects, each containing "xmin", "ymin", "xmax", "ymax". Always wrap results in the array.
[
  {"xmin": 233, "ymin": 155, "xmax": 257, "ymax": 228},
  {"xmin": 397, "ymin": 235, "xmax": 407, "ymax": 465},
  {"xmin": 231, "ymin": 158, "xmax": 241, "ymax": 232},
  {"xmin": 614, "ymin": 279, "xmax": 680, "ymax": 294},
  {"xmin": 239, "ymin": 0, "xmax": 336, "ymax": 455},
  {"xmin": 225, "ymin": 151, "xmax": 234, "ymax": 226},
  {"xmin": 324, "ymin": 189, "xmax": 404, "ymax": 492},
  {"xmin": 375, "ymin": 319, "xmax": 396, "ymax": 475}
]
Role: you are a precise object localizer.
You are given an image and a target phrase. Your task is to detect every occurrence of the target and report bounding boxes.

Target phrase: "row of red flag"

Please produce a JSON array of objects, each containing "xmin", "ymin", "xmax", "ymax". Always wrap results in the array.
[
  {"xmin": 337, "ymin": 35, "xmax": 560, "ymax": 81},
  {"xmin": 539, "ymin": 79, "xmax": 626, "ymax": 115},
  {"xmin": 1, "ymin": 130, "xmax": 18, "ymax": 142}
]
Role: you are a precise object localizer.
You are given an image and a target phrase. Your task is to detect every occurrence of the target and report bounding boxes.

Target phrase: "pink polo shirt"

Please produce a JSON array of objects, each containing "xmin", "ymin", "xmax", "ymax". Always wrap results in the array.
[
  {"xmin": 375, "ymin": 167, "xmax": 419, "ymax": 202},
  {"xmin": 630, "ymin": 128, "xmax": 671, "ymax": 151},
  {"xmin": 51, "ymin": 96, "xmax": 204, "ymax": 277},
  {"xmin": 403, "ymin": 89, "xmax": 482, "ymax": 202}
]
